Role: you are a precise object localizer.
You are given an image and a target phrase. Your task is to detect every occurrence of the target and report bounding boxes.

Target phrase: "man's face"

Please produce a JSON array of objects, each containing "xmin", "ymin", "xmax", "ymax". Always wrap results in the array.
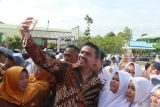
[
  {"xmin": 126, "ymin": 80, "xmax": 135, "ymax": 102},
  {"xmin": 78, "ymin": 46, "xmax": 97, "ymax": 68},
  {"xmin": 150, "ymin": 88, "xmax": 160, "ymax": 107},
  {"xmin": 93, "ymin": 58, "xmax": 103, "ymax": 73},
  {"xmin": 63, "ymin": 48, "xmax": 78, "ymax": 63},
  {"xmin": 110, "ymin": 73, "xmax": 119, "ymax": 93}
]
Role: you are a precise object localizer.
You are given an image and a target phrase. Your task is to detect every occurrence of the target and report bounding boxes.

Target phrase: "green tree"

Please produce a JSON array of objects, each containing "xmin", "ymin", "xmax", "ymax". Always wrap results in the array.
[
  {"xmin": 105, "ymin": 32, "xmax": 116, "ymax": 37},
  {"xmin": 48, "ymin": 41, "xmax": 56, "ymax": 49},
  {"xmin": 117, "ymin": 32, "xmax": 125, "ymax": 37},
  {"xmin": 0, "ymin": 32, "xmax": 3, "ymax": 43},
  {"xmin": 90, "ymin": 35, "xmax": 125, "ymax": 54},
  {"xmin": 117, "ymin": 27, "xmax": 132, "ymax": 40},
  {"xmin": 84, "ymin": 15, "xmax": 93, "ymax": 41},
  {"xmin": 123, "ymin": 26, "xmax": 132, "ymax": 40},
  {"xmin": 5, "ymin": 35, "xmax": 22, "ymax": 50},
  {"xmin": 154, "ymin": 42, "xmax": 160, "ymax": 51}
]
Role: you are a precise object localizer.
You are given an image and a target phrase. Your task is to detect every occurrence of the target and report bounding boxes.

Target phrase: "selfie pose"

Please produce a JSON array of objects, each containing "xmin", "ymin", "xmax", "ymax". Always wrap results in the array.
[{"xmin": 20, "ymin": 17, "xmax": 103, "ymax": 107}]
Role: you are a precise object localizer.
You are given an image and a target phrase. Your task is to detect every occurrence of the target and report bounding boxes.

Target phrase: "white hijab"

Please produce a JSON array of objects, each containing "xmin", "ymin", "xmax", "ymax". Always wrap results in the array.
[
  {"xmin": 130, "ymin": 77, "xmax": 152, "ymax": 107},
  {"xmin": 151, "ymin": 84, "xmax": 160, "ymax": 93},
  {"xmin": 98, "ymin": 66, "xmax": 113, "ymax": 85},
  {"xmin": 124, "ymin": 62, "xmax": 143, "ymax": 77},
  {"xmin": 98, "ymin": 70, "xmax": 132, "ymax": 107}
]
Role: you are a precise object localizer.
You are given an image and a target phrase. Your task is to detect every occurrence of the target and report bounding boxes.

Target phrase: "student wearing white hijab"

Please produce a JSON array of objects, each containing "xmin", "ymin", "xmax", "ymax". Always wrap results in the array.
[
  {"xmin": 126, "ymin": 77, "xmax": 152, "ymax": 107},
  {"xmin": 98, "ymin": 70, "xmax": 132, "ymax": 107},
  {"xmin": 124, "ymin": 62, "xmax": 143, "ymax": 77},
  {"xmin": 98, "ymin": 67, "xmax": 112, "ymax": 85},
  {"xmin": 150, "ymin": 84, "xmax": 160, "ymax": 107}
]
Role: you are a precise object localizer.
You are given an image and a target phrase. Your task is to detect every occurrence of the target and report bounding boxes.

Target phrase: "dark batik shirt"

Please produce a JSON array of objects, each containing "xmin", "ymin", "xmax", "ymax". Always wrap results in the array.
[{"xmin": 25, "ymin": 38, "xmax": 103, "ymax": 107}]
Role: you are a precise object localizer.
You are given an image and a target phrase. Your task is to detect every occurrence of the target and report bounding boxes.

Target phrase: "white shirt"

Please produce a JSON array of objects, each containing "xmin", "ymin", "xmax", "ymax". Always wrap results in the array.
[
  {"xmin": 130, "ymin": 77, "xmax": 151, "ymax": 107},
  {"xmin": 98, "ymin": 71, "xmax": 131, "ymax": 107}
]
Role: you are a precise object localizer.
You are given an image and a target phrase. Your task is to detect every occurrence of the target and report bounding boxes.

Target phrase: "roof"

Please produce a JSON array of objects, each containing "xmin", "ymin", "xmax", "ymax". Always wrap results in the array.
[
  {"xmin": 123, "ymin": 41, "xmax": 155, "ymax": 50},
  {"xmin": 0, "ymin": 23, "xmax": 71, "ymax": 32},
  {"xmin": 0, "ymin": 23, "xmax": 82, "ymax": 40},
  {"xmin": 0, "ymin": 23, "xmax": 18, "ymax": 30},
  {"xmin": 137, "ymin": 35, "xmax": 160, "ymax": 40}
]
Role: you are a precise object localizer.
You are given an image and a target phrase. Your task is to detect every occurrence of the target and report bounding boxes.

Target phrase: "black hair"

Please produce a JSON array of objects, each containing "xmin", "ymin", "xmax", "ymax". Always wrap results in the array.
[
  {"xmin": 112, "ymin": 72, "xmax": 119, "ymax": 80},
  {"xmin": 129, "ymin": 63, "xmax": 134, "ymax": 66},
  {"xmin": 65, "ymin": 45, "xmax": 80, "ymax": 53},
  {"xmin": 0, "ymin": 51, "xmax": 7, "ymax": 57},
  {"xmin": 111, "ymin": 56, "xmax": 116, "ymax": 60},
  {"xmin": 145, "ymin": 63, "xmax": 151, "ymax": 71},
  {"xmin": 82, "ymin": 42, "xmax": 101, "ymax": 58},
  {"xmin": 103, "ymin": 60, "xmax": 111, "ymax": 67},
  {"xmin": 100, "ymin": 51, "xmax": 105, "ymax": 61}
]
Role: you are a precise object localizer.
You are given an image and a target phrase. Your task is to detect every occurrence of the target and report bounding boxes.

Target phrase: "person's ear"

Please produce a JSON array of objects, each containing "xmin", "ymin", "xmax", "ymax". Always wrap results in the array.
[{"xmin": 93, "ymin": 58, "xmax": 99, "ymax": 65}]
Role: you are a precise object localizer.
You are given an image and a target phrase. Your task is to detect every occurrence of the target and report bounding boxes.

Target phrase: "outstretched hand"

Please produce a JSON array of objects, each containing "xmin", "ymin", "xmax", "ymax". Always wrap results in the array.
[
  {"xmin": 118, "ymin": 54, "xmax": 130, "ymax": 70},
  {"xmin": 20, "ymin": 17, "xmax": 37, "ymax": 38},
  {"xmin": 143, "ymin": 63, "xmax": 154, "ymax": 79},
  {"xmin": 20, "ymin": 17, "xmax": 37, "ymax": 47}
]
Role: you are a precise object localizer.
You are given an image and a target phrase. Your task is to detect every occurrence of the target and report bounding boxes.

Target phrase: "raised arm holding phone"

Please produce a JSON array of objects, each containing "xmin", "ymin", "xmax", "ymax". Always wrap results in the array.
[
  {"xmin": 118, "ymin": 54, "xmax": 131, "ymax": 70},
  {"xmin": 20, "ymin": 17, "xmax": 103, "ymax": 107}
]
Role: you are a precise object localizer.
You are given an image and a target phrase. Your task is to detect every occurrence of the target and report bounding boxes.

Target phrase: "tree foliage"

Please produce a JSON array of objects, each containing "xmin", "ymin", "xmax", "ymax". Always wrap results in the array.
[
  {"xmin": 77, "ymin": 26, "xmax": 133, "ymax": 54},
  {"xmin": 123, "ymin": 26, "xmax": 132, "ymax": 40},
  {"xmin": 90, "ymin": 35, "xmax": 125, "ymax": 54},
  {"xmin": 5, "ymin": 35, "xmax": 22, "ymax": 50},
  {"xmin": 84, "ymin": 14, "xmax": 93, "ymax": 41},
  {"xmin": 116, "ymin": 27, "xmax": 132, "ymax": 41},
  {"xmin": 154, "ymin": 42, "xmax": 160, "ymax": 51},
  {"xmin": 105, "ymin": 32, "xmax": 116, "ymax": 37},
  {"xmin": 48, "ymin": 41, "xmax": 56, "ymax": 49},
  {"xmin": 0, "ymin": 32, "xmax": 3, "ymax": 43}
]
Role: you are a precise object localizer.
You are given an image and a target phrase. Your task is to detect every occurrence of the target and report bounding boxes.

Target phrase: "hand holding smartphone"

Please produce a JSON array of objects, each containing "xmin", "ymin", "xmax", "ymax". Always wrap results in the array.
[
  {"xmin": 122, "ymin": 54, "xmax": 129, "ymax": 63},
  {"xmin": 29, "ymin": 18, "xmax": 38, "ymax": 31},
  {"xmin": 21, "ymin": 17, "xmax": 38, "ymax": 47}
]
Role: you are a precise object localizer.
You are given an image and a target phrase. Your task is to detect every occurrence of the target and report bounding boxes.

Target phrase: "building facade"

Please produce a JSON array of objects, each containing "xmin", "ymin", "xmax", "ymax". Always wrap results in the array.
[{"xmin": 0, "ymin": 23, "xmax": 79, "ymax": 51}]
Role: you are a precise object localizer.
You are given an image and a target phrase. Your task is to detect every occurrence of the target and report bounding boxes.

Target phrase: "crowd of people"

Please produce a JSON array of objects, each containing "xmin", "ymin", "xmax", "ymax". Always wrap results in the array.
[{"xmin": 0, "ymin": 17, "xmax": 160, "ymax": 107}]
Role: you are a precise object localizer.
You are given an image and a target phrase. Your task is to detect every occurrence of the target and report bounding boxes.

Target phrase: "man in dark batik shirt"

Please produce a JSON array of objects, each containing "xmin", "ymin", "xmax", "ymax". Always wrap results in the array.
[{"xmin": 20, "ymin": 17, "xmax": 103, "ymax": 107}]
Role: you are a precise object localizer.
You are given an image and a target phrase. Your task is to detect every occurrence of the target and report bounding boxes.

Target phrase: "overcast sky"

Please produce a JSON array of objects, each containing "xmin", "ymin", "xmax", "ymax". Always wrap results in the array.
[{"xmin": 0, "ymin": 0, "xmax": 160, "ymax": 38}]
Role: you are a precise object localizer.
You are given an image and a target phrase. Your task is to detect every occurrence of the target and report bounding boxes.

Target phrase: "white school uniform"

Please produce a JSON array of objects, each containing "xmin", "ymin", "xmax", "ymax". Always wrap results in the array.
[
  {"xmin": 130, "ymin": 77, "xmax": 151, "ymax": 107},
  {"xmin": 98, "ymin": 71, "xmax": 131, "ymax": 107}
]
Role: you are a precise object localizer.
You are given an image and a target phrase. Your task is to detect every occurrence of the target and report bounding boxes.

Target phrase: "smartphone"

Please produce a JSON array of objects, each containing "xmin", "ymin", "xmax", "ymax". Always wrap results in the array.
[
  {"xmin": 125, "ymin": 49, "xmax": 132, "ymax": 57},
  {"xmin": 29, "ymin": 19, "xmax": 38, "ymax": 31}
]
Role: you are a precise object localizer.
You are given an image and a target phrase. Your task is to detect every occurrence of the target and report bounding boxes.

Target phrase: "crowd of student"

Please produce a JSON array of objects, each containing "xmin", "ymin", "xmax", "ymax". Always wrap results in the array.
[
  {"xmin": 98, "ymin": 53, "xmax": 160, "ymax": 107},
  {"xmin": 0, "ymin": 17, "xmax": 159, "ymax": 107}
]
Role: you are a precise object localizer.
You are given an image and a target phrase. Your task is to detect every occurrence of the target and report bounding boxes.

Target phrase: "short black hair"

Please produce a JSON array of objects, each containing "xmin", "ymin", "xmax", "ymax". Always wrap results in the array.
[
  {"xmin": 0, "ymin": 51, "xmax": 7, "ymax": 57},
  {"xmin": 82, "ymin": 42, "xmax": 101, "ymax": 58},
  {"xmin": 145, "ymin": 63, "xmax": 151, "ymax": 71},
  {"xmin": 100, "ymin": 51, "xmax": 105, "ymax": 61},
  {"xmin": 111, "ymin": 56, "xmax": 116, "ymax": 60},
  {"xmin": 65, "ymin": 45, "xmax": 80, "ymax": 53},
  {"xmin": 103, "ymin": 60, "xmax": 111, "ymax": 67}
]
